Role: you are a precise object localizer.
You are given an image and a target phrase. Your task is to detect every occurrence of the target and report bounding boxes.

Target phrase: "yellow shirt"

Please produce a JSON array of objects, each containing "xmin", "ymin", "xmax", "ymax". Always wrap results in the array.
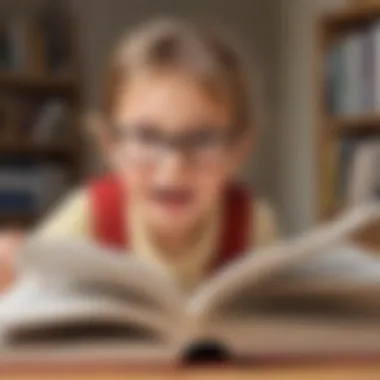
[{"xmin": 34, "ymin": 189, "xmax": 279, "ymax": 290}]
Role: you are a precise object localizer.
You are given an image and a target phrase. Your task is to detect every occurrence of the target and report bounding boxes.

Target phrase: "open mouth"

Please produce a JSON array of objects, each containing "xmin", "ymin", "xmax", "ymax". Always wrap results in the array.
[{"xmin": 152, "ymin": 187, "xmax": 194, "ymax": 212}]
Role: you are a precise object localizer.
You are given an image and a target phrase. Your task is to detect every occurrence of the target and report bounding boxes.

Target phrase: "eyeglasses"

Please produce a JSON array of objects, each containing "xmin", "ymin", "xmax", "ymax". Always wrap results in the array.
[{"xmin": 112, "ymin": 123, "xmax": 246, "ymax": 167}]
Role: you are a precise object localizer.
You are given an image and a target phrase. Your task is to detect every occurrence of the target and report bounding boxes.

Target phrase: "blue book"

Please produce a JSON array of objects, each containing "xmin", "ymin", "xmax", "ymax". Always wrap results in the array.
[
  {"xmin": 325, "ymin": 43, "xmax": 344, "ymax": 115},
  {"xmin": 0, "ymin": 190, "xmax": 36, "ymax": 213}
]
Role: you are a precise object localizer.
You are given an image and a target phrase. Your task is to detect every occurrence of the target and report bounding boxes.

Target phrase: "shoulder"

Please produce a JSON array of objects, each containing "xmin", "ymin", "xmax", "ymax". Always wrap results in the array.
[
  {"xmin": 250, "ymin": 198, "xmax": 279, "ymax": 247},
  {"xmin": 32, "ymin": 188, "xmax": 90, "ymax": 239},
  {"xmin": 221, "ymin": 184, "xmax": 279, "ymax": 249},
  {"xmin": 46, "ymin": 188, "xmax": 90, "ymax": 219},
  {"xmin": 87, "ymin": 175, "xmax": 125, "ymax": 202}
]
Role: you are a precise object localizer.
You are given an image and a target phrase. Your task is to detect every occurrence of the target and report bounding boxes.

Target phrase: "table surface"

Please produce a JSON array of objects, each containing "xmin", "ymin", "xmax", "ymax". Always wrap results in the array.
[{"xmin": 2, "ymin": 364, "xmax": 380, "ymax": 380}]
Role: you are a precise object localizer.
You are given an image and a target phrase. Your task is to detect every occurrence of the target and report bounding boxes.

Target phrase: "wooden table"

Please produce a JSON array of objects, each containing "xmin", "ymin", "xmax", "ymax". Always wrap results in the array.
[{"xmin": 2, "ymin": 364, "xmax": 380, "ymax": 379}]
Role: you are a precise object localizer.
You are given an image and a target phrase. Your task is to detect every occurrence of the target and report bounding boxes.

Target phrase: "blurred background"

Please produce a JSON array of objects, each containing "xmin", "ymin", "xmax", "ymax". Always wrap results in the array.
[{"xmin": 1, "ymin": 0, "xmax": 378, "ymax": 246}]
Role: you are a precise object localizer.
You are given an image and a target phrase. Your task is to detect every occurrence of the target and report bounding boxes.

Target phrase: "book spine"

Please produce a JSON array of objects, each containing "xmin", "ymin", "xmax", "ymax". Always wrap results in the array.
[
  {"xmin": 17, "ymin": 99, "xmax": 41, "ymax": 140},
  {"xmin": 341, "ymin": 33, "xmax": 364, "ymax": 116},
  {"xmin": 346, "ymin": 141, "xmax": 377, "ymax": 204},
  {"xmin": 38, "ymin": 4, "xmax": 71, "ymax": 74},
  {"xmin": 0, "ymin": 163, "xmax": 68, "ymax": 214},
  {"xmin": 0, "ymin": 24, "xmax": 11, "ymax": 70},
  {"xmin": 322, "ymin": 139, "xmax": 340, "ymax": 210},
  {"xmin": 26, "ymin": 20, "xmax": 47, "ymax": 76},
  {"xmin": 373, "ymin": 21, "xmax": 380, "ymax": 111},
  {"xmin": 32, "ymin": 100, "xmax": 66, "ymax": 144},
  {"xmin": 7, "ymin": 19, "xmax": 28, "ymax": 72},
  {"xmin": 362, "ymin": 27, "xmax": 374, "ymax": 112},
  {"xmin": 325, "ymin": 43, "xmax": 343, "ymax": 115},
  {"xmin": 0, "ymin": 190, "xmax": 36, "ymax": 213},
  {"xmin": 373, "ymin": 142, "xmax": 380, "ymax": 196},
  {"xmin": 336, "ymin": 136, "xmax": 357, "ymax": 201}
]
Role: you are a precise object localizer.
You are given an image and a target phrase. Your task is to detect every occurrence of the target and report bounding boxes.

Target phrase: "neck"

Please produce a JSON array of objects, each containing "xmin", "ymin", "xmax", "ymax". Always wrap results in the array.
[{"xmin": 149, "ymin": 219, "xmax": 206, "ymax": 258}]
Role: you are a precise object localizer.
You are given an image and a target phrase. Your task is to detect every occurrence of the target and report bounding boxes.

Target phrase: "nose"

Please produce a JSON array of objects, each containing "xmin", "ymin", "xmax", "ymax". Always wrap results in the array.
[{"xmin": 156, "ymin": 147, "xmax": 189, "ymax": 179}]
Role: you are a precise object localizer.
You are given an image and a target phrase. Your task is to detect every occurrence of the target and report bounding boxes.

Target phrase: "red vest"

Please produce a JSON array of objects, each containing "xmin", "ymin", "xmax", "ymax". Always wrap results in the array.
[{"xmin": 88, "ymin": 176, "xmax": 252, "ymax": 272}]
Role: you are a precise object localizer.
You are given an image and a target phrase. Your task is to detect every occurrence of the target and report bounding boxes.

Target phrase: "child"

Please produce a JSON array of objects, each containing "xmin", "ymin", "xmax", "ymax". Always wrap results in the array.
[{"xmin": 1, "ymin": 19, "xmax": 278, "ymax": 291}]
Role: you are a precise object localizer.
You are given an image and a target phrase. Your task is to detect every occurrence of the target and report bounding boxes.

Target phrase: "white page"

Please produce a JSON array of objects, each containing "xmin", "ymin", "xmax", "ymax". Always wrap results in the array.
[
  {"xmin": 17, "ymin": 238, "xmax": 185, "ymax": 317},
  {"xmin": 188, "ymin": 201, "xmax": 380, "ymax": 319},
  {"xmin": 0, "ymin": 275, "xmax": 173, "ymax": 345},
  {"xmin": 280, "ymin": 243, "xmax": 380, "ymax": 281},
  {"xmin": 261, "ymin": 243, "xmax": 380, "ymax": 299}
]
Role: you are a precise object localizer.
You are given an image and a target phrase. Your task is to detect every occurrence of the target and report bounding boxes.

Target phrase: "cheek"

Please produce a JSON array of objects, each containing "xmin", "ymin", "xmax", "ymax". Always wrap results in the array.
[
  {"xmin": 112, "ymin": 152, "xmax": 151, "ymax": 195},
  {"xmin": 124, "ymin": 167, "xmax": 151, "ymax": 195},
  {"xmin": 194, "ymin": 162, "xmax": 232, "ymax": 199}
]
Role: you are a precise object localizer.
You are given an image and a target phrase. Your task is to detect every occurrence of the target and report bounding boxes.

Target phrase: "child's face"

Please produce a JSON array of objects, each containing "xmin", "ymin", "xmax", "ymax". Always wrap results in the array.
[{"xmin": 111, "ymin": 70, "xmax": 248, "ymax": 234}]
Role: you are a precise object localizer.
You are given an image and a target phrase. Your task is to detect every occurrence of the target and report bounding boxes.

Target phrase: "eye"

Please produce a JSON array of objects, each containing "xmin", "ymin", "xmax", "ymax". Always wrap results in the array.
[
  {"xmin": 134, "ymin": 125, "xmax": 162, "ymax": 144},
  {"xmin": 187, "ymin": 129, "xmax": 223, "ymax": 148},
  {"xmin": 122, "ymin": 123, "xmax": 163, "ymax": 144}
]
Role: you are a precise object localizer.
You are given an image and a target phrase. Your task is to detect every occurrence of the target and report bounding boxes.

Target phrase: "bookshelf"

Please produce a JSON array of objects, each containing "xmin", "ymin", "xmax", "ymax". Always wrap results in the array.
[
  {"xmin": 317, "ymin": 5, "xmax": 380, "ymax": 251},
  {"xmin": 0, "ymin": 72, "xmax": 76, "ymax": 91},
  {"xmin": 0, "ymin": 1, "xmax": 82, "ymax": 228},
  {"xmin": 330, "ymin": 114, "xmax": 380, "ymax": 131}
]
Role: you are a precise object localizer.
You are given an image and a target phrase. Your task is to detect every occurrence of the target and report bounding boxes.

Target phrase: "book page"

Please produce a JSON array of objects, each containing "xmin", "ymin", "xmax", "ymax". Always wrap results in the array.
[
  {"xmin": 187, "ymin": 201, "xmax": 380, "ymax": 320},
  {"xmin": 0, "ymin": 275, "xmax": 173, "ymax": 347},
  {"xmin": 260, "ymin": 243, "xmax": 380, "ymax": 301},
  {"xmin": 16, "ymin": 238, "xmax": 185, "ymax": 317}
]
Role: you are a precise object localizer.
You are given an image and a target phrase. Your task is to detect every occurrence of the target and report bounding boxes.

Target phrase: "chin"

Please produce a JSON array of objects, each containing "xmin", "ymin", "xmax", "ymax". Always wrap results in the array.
[{"xmin": 151, "ymin": 209, "xmax": 196, "ymax": 234}]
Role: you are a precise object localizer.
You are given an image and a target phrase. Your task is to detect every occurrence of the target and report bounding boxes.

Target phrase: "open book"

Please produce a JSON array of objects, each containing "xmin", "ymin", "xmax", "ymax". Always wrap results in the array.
[{"xmin": 1, "ymin": 202, "xmax": 380, "ymax": 365}]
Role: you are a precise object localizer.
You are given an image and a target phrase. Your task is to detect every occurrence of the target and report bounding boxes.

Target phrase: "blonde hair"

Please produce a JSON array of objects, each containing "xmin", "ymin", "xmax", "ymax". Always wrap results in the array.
[{"xmin": 102, "ymin": 18, "xmax": 259, "ymax": 132}]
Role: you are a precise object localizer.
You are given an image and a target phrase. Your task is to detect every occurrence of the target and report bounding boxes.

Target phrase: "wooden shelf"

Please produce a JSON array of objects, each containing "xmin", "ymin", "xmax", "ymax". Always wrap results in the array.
[
  {"xmin": 0, "ymin": 72, "xmax": 77, "ymax": 92},
  {"xmin": 329, "ymin": 114, "xmax": 380, "ymax": 132},
  {"xmin": 317, "ymin": 5, "xmax": 380, "ymax": 252},
  {"xmin": 0, "ymin": 211, "xmax": 38, "ymax": 226},
  {"xmin": 321, "ymin": 6, "xmax": 380, "ymax": 28},
  {"xmin": 0, "ymin": 4, "xmax": 82, "ymax": 230},
  {"xmin": 0, "ymin": 143, "xmax": 76, "ymax": 156}
]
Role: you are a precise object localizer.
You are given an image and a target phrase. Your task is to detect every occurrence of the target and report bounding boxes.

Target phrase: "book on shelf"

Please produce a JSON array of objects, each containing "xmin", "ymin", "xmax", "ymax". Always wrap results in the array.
[
  {"xmin": 38, "ymin": 1, "xmax": 72, "ymax": 75},
  {"xmin": 0, "ymin": 95, "xmax": 20, "ymax": 143},
  {"xmin": 25, "ymin": 18, "xmax": 49, "ymax": 76},
  {"xmin": 363, "ymin": 25, "xmax": 375, "ymax": 111},
  {"xmin": 0, "ymin": 163, "xmax": 69, "ymax": 217},
  {"xmin": 335, "ymin": 136, "xmax": 356, "ymax": 201},
  {"xmin": 322, "ymin": 135, "xmax": 380, "ymax": 212},
  {"xmin": 0, "ymin": 4, "xmax": 72, "ymax": 75},
  {"xmin": 325, "ymin": 41, "xmax": 344, "ymax": 115},
  {"xmin": 3, "ymin": 17, "xmax": 46, "ymax": 75},
  {"xmin": 321, "ymin": 139, "xmax": 339, "ymax": 211},
  {"xmin": 1, "ymin": 202, "xmax": 380, "ymax": 364},
  {"xmin": 373, "ymin": 21, "xmax": 380, "ymax": 111},
  {"xmin": 346, "ymin": 140, "xmax": 380, "ymax": 205},
  {"xmin": 16, "ymin": 97, "xmax": 43, "ymax": 139},
  {"xmin": 0, "ymin": 94, "xmax": 71, "ymax": 145},
  {"xmin": 325, "ymin": 20, "xmax": 380, "ymax": 116},
  {"xmin": 0, "ymin": 190, "xmax": 34, "ymax": 214},
  {"xmin": 32, "ymin": 99, "xmax": 71, "ymax": 144},
  {"xmin": 342, "ymin": 32, "xmax": 364, "ymax": 115},
  {"xmin": 0, "ymin": 24, "xmax": 11, "ymax": 70},
  {"xmin": 6, "ymin": 18, "xmax": 29, "ymax": 73}
]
